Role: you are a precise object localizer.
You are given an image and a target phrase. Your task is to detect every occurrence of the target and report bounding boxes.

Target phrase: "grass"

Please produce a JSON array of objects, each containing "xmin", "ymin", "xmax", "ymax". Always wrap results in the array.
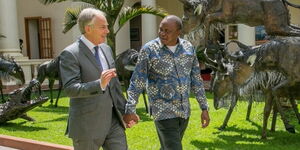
[{"xmin": 1, "ymin": 90, "xmax": 300, "ymax": 150}]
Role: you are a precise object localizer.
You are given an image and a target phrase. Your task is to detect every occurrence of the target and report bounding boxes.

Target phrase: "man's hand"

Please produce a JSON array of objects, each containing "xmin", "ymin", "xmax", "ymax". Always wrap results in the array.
[
  {"xmin": 123, "ymin": 114, "xmax": 140, "ymax": 128},
  {"xmin": 100, "ymin": 68, "xmax": 117, "ymax": 89},
  {"xmin": 201, "ymin": 110, "xmax": 210, "ymax": 128}
]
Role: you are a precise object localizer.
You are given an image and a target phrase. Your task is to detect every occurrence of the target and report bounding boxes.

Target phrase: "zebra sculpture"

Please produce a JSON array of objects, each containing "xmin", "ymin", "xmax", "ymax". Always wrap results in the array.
[{"xmin": 216, "ymin": 38, "xmax": 300, "ymax": 139}]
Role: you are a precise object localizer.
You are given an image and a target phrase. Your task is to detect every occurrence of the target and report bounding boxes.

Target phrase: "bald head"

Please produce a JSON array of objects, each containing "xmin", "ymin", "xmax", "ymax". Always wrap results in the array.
[
  {"xmin": 159, "ymin": 15, "xmax": 182, "ymax": 46},
  {"xmin": 161, "ymin": 15, "xmax": 183, "ymax": 31}
]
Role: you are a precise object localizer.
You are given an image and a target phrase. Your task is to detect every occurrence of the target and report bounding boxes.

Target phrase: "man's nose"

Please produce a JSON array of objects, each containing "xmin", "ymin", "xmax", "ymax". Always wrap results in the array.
[{"xmin": 160, "ymin": 31, "xmax": 166, "ymax": 36}]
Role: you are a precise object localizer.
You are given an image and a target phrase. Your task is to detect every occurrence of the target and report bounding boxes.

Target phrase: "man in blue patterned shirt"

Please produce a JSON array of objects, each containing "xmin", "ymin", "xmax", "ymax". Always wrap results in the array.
[{"xmin": 123, "ymin": 15, "xmax": 210, "ymax": 150}]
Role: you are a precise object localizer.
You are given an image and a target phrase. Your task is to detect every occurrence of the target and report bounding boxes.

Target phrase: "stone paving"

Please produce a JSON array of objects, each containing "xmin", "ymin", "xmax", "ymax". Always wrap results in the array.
[{"xmin": 0, "ymin": 146, "xmax": 19, "ymax": 150}]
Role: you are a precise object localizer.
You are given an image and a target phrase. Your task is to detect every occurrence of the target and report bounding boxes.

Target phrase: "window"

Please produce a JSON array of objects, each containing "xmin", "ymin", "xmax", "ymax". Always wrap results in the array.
[
  {"xmin": 25, "ymin": 17, "xmax": 53, "ymax": 59},
  {"xmin": 228, "ymin": 25, "xmax": 238, "ymax": 40}
]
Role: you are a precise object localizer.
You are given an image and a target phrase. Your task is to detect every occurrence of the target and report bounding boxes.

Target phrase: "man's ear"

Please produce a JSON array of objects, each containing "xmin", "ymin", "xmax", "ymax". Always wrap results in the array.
[
  {"xmin": 85, "ymin": 25, "xmax": 91, "ymax": 34},
  {"xmin": 177, "ymin": 29, "xmax": 182, "ymax": 37}
]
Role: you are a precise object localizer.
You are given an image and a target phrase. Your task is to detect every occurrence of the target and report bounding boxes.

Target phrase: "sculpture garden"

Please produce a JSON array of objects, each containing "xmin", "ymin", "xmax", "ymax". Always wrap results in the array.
[
  {"xmin": 1, "ymin": 0, "xmax": 300, "ymax": 149},
  {"xmin": 0, "ymin": 91, "xmax": 300, "ymax": 149}
]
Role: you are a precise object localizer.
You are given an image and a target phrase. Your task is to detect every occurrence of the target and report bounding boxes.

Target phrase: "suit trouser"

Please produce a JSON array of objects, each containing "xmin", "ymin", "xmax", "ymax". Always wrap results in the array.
[
  {"xmin": 154, "ymin": 117, "xmax": 189, "ymax": 150},
  {"xmin": 72, "ymin": 110, "xmax": 127, "ymax": 150}
]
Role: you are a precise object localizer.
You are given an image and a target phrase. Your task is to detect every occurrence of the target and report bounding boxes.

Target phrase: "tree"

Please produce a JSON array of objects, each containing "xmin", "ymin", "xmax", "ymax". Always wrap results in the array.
[{"xmin": 39, "ymin": 0, "xmax": 167, "ymax": 57}]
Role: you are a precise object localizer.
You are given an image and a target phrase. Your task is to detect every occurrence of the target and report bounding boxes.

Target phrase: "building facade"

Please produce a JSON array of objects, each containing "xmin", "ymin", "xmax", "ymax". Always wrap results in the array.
[{"xmin": 0, "ymin": 0, "xmax": 299, "ymax": 88}]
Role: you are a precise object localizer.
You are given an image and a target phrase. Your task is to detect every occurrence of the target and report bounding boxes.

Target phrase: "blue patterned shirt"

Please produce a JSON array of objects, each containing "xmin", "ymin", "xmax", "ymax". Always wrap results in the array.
[{"xmin": 125, "ymin": 38, "xmax": 208, "ymax": 121}]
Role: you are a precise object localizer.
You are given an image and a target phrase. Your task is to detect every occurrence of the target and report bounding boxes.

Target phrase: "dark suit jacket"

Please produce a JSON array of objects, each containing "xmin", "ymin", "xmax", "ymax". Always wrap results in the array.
[{"xmin": 59, "ymin": 40, "xmax": 126, "ymax": 140}]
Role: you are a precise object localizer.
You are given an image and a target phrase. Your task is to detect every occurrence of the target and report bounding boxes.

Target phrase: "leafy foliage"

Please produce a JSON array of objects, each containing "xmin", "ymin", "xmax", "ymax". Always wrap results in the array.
[
  {"xmin": 63, "ymin": 3, "xmax": 94, "ymax": 33},
  {"xmin": 117, "ymin": 6, "xmax": 167, "ymax": 34}
]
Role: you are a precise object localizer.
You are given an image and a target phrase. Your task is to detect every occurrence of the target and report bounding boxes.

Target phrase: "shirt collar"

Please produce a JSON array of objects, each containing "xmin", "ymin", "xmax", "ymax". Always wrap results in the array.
[
  {"xmin": 80, "ymin": 35, "xmax": 98, "ymax": 52},
  {"xmin": 157, "ymin": 37, "xmax": 183, "ymax": 49}
]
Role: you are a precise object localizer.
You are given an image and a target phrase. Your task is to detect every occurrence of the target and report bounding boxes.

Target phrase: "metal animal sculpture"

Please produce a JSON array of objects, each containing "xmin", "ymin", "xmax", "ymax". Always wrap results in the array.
[
  {"xmin": 179, "ymin": 0, "xmax": 300, "ymax": 43},
  {"xmin": 212, "ymin": 61, "xmax": 300, "ymax": 139},
  {"xmin": 115, "ymin": 49, "xmax": 150, "ymax": 114},
  {"xmin": 36, "ymin": 56, "xmax": 62, "ymax": 107},
  {"xmin": 227, "ymin": 37, "xmax": 300, "ymax": 94},
  {"xmin": 202, "ymin": 42, "xmax": 300, "ymax": 138},
  {"xmin": 221, "ymin": 38, "xmax": 300, "ymax": 138},
  {"xmin": 0, "ymin": 79, "xmax": 48, "ymax": 124},
  {"xmin": 0, "ymin": 56, "xmax": 25, "ymax": 102},
  {"xmin": 115, "ymin": 49, "xmax": 139, "ymax": 92}
]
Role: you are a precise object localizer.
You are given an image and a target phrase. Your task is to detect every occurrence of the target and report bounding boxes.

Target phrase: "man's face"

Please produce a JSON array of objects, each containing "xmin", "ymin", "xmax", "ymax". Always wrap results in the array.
[
  {"xmin": 85, "ymin": 15, "xmax": 110, "ymax": 45},
  {"xmin": 158, "ymin": 20, "xmax": 181, "ymax": 46}
]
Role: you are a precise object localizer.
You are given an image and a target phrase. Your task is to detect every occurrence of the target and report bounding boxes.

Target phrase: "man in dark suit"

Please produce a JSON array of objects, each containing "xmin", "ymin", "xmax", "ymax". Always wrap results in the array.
[{"xmin": 59, "ymin": 8, "xmax": 127, "ymax": 150}]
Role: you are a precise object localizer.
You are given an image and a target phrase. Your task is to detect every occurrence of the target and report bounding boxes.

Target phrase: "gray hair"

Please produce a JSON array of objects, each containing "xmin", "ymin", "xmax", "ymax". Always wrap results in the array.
[
  {"xmin": 77, "ymin": 8, "xmax": 106, "ymax": 34},
  {"xmin": 162, "ymin": 15, "xmax": 183, "ymax": 30}
]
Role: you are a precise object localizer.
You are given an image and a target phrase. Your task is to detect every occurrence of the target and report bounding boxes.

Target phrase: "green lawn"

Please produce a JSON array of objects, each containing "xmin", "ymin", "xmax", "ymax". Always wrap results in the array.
[{"xmin": 1, "ymin": 91, "xmax": 300, "ymax": 150}]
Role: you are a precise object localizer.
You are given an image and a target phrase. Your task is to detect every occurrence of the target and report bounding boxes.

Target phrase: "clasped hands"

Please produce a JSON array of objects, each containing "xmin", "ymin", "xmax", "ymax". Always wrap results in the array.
[{"xmin": 123, "ymin": 113, "xmax": 140, "ymax": 128}]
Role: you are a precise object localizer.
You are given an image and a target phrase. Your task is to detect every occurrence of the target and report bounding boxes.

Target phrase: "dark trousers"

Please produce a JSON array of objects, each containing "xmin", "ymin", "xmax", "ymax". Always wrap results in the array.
[
  {"xmin": 72, "ymin": 110, "xmax": 127, "ymax": 150},
  {"xmin": 154, "ymin": 117, "xmax": 189, "ymax": 150}
]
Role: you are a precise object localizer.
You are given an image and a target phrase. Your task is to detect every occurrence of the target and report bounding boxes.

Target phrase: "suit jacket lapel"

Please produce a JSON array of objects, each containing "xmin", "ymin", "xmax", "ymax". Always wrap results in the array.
[{"xmin": 79, "ymin": 40, "xmax": 102, "ymax": 72}]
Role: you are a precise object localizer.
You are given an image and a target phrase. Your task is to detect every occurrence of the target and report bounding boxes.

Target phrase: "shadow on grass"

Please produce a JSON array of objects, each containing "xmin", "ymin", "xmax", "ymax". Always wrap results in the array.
[
  {"xmin": 37, "ymin": 115, "xmax": 68, "ymax": 124},
  {"xmin": 33, "ymin": 104, "xmax": 69, "ymax": 114},
  {"xmin": 193, "ymin": 122, "xmax": 300, "ymax": 150},
  {"xmin": 0, "ymin": 122, "xmax": 47, "ymax": 131},
  {"xmin": 191, "ymin": 139, "xmax": 266, "ymax": 150},
  {"xmin": 211, "ymin": 125, "xmax": 264, "ymax": 140},
  {"xmin": 214, "ymin": 125, "xmax": 263, "ymax": 137},
  {"xmin": 192, "ymin": 128, "xmax": 300, "ymax": 150}
]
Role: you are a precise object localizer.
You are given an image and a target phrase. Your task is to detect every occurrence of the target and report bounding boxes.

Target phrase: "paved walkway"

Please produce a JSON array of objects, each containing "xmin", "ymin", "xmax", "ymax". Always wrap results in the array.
[
  {"xmin": 0, "ymin": 135, "xmax": 72, "ymax": 150},
  {"xmin": 0, "ymin": 146, "xmax": 19, "ymax": 150}
]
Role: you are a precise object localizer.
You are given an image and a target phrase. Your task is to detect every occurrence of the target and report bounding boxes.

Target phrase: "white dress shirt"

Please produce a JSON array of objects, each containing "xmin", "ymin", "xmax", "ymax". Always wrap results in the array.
[
  {"xmin": 80, "ymin": 35, "xmax": 109, "ymax": 70},
  {"xmin": 80, "ymin": 35, "xmax": 109, "ymax": 90}
]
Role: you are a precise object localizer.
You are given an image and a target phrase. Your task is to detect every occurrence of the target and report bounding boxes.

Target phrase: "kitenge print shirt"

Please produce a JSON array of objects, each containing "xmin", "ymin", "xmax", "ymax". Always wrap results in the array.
[{"xmin": 125, "ymin": 38, "xmax": 208, "ymax": 121}]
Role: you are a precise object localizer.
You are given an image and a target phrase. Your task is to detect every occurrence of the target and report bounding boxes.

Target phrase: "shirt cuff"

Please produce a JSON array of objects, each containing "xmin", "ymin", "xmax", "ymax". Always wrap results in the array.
[
  {"xmin": 125, "ymin": 105, "xmax": 137, "ymax": 114},
  {"xmin": 199, "ymin": 102, "xmax": 209, "ymax": 111}
]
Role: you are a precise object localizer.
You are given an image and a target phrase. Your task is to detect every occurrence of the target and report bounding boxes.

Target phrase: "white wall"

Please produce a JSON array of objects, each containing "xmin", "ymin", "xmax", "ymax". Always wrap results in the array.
[
  {"xmin": 17, "ymin": 0, "xmax": 75, "ymax": 57},
  {"xmin": 238, "ymin": 24, "xmax": 255, "ymax": 46},
  {"xmin": 115, "ymin": 0, "xmax": 140, "ymax": 55},
  {"xmin": 289, "ymin": 0, "xmax": 300, "ymax": 26}
]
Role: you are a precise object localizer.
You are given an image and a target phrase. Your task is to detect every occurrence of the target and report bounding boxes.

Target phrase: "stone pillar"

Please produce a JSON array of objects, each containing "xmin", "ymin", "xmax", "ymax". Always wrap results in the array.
[
  {"xmin": 0, "ymin": 0, "xmax": 26, "ymax": 59},
  {"xmin": 141, "ymin": 0, "xmax": 157, "ymax": 45},
  {"xmin": 238, "ymin": 24, "xmax": 256, "ymax": 46}
]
